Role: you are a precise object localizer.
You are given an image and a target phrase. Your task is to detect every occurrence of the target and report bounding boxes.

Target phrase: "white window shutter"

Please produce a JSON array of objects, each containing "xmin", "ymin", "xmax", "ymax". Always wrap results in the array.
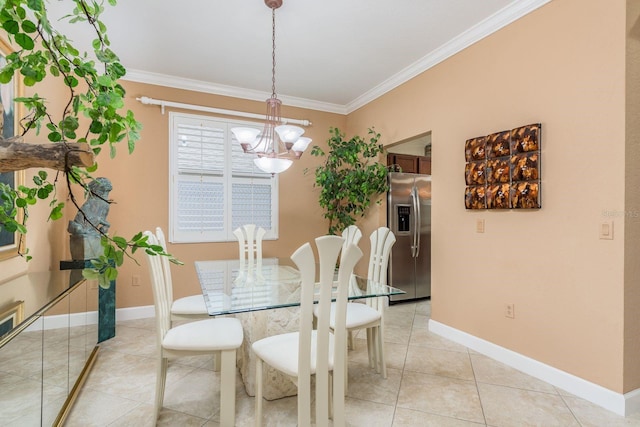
[{"xmin": 169, "ymin": 112, "xmax": 279, "ymax": 243}]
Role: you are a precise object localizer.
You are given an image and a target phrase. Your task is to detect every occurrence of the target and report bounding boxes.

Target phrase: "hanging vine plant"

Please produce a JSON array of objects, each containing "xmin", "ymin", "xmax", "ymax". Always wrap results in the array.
[
  {"xmin": 0, "ymin": 0, "xmax": 174, "ymax": 288},
  {"xmin": 309, "ymin": 127, "xmax": 389, "ymax": 235}
]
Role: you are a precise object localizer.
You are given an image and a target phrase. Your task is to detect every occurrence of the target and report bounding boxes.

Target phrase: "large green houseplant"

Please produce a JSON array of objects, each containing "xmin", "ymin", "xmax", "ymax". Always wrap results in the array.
[
  {"xmin": 310, "ymin": 127, "xmax": 389, "ymax": 235},
  {"xmin": 0, "ymin": 0, "xmax": 171, "ymax": 288}
]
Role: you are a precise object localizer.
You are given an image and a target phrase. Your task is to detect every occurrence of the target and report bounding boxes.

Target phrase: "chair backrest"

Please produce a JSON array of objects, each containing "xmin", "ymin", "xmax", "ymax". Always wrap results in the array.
[
  {"xmin": 143, "ymin": 231, "xmax": 172, "ymax": 344},
  {"xmin": 154, "ymin": 227, "xmax": 174, "ymax": 304},
  {"xmin": 340, "ymin": 225, "xmax": 362, "ymax": 264},
  {"xmin": 366, "ymin": 227, "xmax": 396, "ymax": 311},
  {"xmin": 292, "ymin": 235, "xmax": 362, "ymax": 427},
  {"xmin": 233, "ymin": 224, "xmax": 266, "ymax": 265}
]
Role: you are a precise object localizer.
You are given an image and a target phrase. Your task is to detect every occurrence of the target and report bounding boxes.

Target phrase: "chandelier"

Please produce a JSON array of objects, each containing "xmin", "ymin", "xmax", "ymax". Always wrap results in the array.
[{"xmin": 231, "ymin": 0, "xmax": 312, "ymax": 175}]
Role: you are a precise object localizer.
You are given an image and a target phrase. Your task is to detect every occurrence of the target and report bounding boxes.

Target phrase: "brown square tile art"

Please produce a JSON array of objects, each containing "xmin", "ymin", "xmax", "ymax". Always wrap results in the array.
[{"xmin": 464, "ymin": 123, "xmax": 541, "ymax": 210}]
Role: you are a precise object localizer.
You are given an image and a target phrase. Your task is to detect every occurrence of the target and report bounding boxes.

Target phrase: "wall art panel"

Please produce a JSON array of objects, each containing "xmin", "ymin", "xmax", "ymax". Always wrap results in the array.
[{"xmin": 464, "ymin": 123, "xmax": 541, "ymax": 210}]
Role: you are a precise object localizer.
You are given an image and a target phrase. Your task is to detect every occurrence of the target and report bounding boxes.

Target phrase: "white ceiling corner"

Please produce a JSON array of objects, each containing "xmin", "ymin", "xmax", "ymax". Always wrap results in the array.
[{"xmin": 46, "ymin": 0, "xmax": 552, "ymax": 115}]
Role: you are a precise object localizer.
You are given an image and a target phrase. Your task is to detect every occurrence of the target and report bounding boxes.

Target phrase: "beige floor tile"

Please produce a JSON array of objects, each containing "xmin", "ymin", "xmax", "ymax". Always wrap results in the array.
[
  {"xmin": 384, "ymin": 341, "xmax": 410, "ymax": 371},
  {"xmin": 405, "ymin": 346, "xmax": 474, "ymax": 381},
  {"xmin": 62, "ymin": 305, "xmax": 640, "ymax": 427},
  {"xmin": 247, "ymin": 394, "xmax": 298, "ymax": 426},
  {"xmin": 162, "ymin": 368, "xmax": 219, "ymax": 420},
  {"xmin": 388, "ymin": 302, "xmax": 418, "ymax": 314},
  {"xmin": 348, "ymin": 337, "xmax": 408, "ymax": 371},
  {"xmin": 414, "ymin": 300, "xmax": 432, "ymax": 316},
  {"xmin": 65, "ymin": 388, "xmax": 141, "ymax": 427},
  {"xmin": 156, "ymin": 409, "xmax": 210, "ymax": 427},
  {"xmin": 345, "ymin": 397, "xmax": 395, "ymax": 426},
  {"xmin": 397, "ymin": 371, "xmax": 485, "ymax": 424},
  {"xmin": 386, "ymin": 311, "xmax": 416, "ymax": 330},
  {"xmin": 470, "ymin": 353, "xmax": 557, "ymax": 393},
  {"xmin": 83, "ymin": 350, "xmax": 179, "ymax": 405},
  {"xmin": 347, "ymin": 362, "xmax": 402, "ymax": 404},
  {"xmin": 393, "ymin": 407, "xmax": 486, "ymax": 426},
  {"xmin": 412, "ymin": 314, "xmax": 429, "ymax": 329},
  {"xmin": 478, "ymin": 382, "xmax": 580, "ymax": 427},
  {"xmin": 98, "ymin": 325, "xmax": 158, "ymax": 358},
  {"xmin": 409, "ymin": 327, "xmax": 469, "ymax": 353},
  {"xmin": 561, "ymin": 395, "xmax": 640, "ymax": 427},
  {"xmin": 162, "ymin": 366, "xmax": 244, "ymax": 422},
  {"xmin": 385, "ymin": 323, "xmax": 412, "ymax": 345}
]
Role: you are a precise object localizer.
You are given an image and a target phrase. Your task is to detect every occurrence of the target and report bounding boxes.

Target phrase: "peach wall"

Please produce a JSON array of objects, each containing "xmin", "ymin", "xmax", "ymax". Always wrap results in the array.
[
  {"xmin": 624, "ymin": 0, "xmax": 640, "ymax": 391},
  {"xmin": 73, "ymin": 82, "xmax": 346, "ymax": 308},
  {"xmin": 1, "ymin": 0, "xmax": 636, "ymax": 396},
  {"xmin": 348, "ymin": 0, "xmax": 629, "ymax": 392},
  {"xmin": 1, "ymin": 79, "xmax": 347, "ymax": 313}
]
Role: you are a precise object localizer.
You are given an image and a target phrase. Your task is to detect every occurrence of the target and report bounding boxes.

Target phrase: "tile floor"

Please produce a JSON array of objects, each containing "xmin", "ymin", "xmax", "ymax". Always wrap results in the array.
[{"xmin": 67, "ymin": 300, "xmax": 640, "ymax": 426}]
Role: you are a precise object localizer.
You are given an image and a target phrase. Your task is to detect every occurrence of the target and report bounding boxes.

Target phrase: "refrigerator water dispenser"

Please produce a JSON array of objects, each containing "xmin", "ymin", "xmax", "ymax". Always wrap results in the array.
[{"xmin": 396, "ymin": 205, "xmax": 411, "ymax": 234}]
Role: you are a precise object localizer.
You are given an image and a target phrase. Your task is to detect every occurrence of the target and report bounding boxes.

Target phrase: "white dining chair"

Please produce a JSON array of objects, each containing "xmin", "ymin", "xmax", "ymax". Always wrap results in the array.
[
  {"xmin": 155, "ymin": 227, "xmax": 209, "ymax": 322},
  {"xmin": 314, "ymin": 225, "xmax": 363, "ymax": 348},
  {"xmin": 252, "ymin": 235, "xmax": 362, "ymax": 427},
  {"xmin": 143, "ymin": 231, "xmax": 243, "ymax": 426},
  {"xmin": 345, "ymin": 226, "xmax": 396, "ymax": 378},
  {"xmin": 234, "ymin": 224, "xmax": 266, "ymax": 266},
  {"xmin": 340, "ymin": 225, "xmax": 362, "ymax": 264},
  {"xmin": 337, "ymin": 225, "xmax": 363, "ymax": 349},
  {"xmin": 318, "ymin": 226, "xmax": 396, "ymax": 381}
]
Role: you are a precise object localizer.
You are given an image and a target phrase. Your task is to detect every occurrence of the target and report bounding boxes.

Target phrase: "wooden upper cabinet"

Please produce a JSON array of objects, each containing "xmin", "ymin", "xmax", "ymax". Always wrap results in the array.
[
  {"xmin": 389, "ymin": 153, "xmax": 417, "ymax": 173},
  {"xmin": 417, "ymin": 156, "xmax": 431, "ymax": 174},
  {"xmin": 387, "ymin": 153, "xmax": 431, "ymax": 174}
]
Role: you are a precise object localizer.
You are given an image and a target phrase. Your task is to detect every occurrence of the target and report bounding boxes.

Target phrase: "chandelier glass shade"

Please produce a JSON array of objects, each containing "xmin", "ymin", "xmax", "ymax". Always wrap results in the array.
[{"xmin": 230, "ymin": 0, "xmax": 311, "ymax": 175}]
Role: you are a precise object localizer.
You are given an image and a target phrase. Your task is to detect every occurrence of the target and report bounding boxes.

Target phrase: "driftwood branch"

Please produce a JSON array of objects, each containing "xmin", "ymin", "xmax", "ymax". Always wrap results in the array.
[{"xmin": 0, "ymin": 138, "xmax": 95, "ymax": 172}]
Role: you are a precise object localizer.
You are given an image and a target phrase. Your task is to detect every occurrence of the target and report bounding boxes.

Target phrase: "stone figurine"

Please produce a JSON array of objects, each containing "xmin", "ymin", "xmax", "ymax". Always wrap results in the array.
[{"xmin": 68, "ymin": 177, "xmax": 113, "ymax": 260}]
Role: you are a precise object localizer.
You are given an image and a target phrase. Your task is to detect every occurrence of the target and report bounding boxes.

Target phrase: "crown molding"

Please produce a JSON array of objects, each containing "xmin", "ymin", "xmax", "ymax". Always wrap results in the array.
[
  {"xmin": 123, "ymin": 0, "xmax": 551, "ymax": 116},
  {"xmin": 123, "ymin": 70, "xmax": 348, "ymax": 115},
  {"xmin": 345, "ymin": 0, "xmax": 552, "ymax": 113}
]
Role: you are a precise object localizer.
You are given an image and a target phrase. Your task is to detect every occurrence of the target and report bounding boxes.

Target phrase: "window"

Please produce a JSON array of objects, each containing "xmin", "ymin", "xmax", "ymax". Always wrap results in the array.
[{"xmin": 169, "ymin": 112, "xmax": 279, "ymax": 243}]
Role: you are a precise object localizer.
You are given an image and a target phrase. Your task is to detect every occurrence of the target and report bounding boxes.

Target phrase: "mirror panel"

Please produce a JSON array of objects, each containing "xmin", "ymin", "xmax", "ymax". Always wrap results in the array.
[{"xmin": 0, "ymin": 271, "xmax": 98, "ymax": 426}]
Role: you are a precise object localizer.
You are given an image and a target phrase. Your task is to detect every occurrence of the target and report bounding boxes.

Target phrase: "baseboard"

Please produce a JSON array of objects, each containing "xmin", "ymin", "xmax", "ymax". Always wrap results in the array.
[
  {"xmin": 115, "ymin": 305, "xmax": 155, "ymax": 321},
  {"xmin": 24, "ymin": 310, "xmax": 99, "ymax": 332},
  {"xmin": 428, "ymin": 319, "xmax": 640, "ymax": 417},
  {"xmin": 23, "ymin": 305, "xmax": 156, "ymax": 332}
]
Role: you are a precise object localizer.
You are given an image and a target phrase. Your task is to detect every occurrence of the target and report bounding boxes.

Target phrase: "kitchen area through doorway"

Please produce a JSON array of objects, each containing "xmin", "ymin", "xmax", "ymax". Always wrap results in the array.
[{"xmin": 386, "ymin": 132, "xmax": 432, "ymax": 303}]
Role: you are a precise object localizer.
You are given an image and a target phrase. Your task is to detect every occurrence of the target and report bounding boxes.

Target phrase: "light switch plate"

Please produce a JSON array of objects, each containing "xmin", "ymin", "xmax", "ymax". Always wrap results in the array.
[
  {"xmin": 599, "ymin": 220, "xmax": 614, "ymax": 240},
  {"xmin": 476, "ymin": 219, "xmax": 485, "ymax": 233}
]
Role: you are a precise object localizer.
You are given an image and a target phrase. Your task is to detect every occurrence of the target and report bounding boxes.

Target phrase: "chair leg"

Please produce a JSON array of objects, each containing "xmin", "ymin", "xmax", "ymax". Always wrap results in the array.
[
  {"xmin": 329, "ymin": 371, "xmax": 334, "ymax": 420},
  {"xmin": 219, "ymin": 349, "xmax": 236, "ymax": 427},
  {"xmin": 154, "ymin": 356, "xmax": 168, "ymax": 421},
  {"xmin": 344, "ymin": 353, "xmax": 349, "ymax": 393},
  {"xmin": 378, "ymin": 324, "xmax": 387, "ymax": 379},
  {"xmin": 366, "ymin": 328, "xmax": 375, "ymax": 368},
  {"xmin": 213, "ymin": 353, "xmax": 221, "ymax": 372},
  {"xmin": 371, "ymin": 326, "xmax": 381, "ymax": 374},
  {"xmin": 255, "ymin": 358, "xmax": 263, "ymax": 427},
  {"xmin": 347, "ymin": 330, "xmax": 355, "ymax": 350},
  {"xmin": 331, "ymin": 368, "xmax": 346, "ymax": 427}
]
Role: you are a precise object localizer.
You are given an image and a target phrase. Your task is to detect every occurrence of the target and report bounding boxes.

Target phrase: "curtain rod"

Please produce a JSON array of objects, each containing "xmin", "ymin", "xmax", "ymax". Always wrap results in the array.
[{"xmin": 136, "ymin": 96, "xmax": 312, "ymax": 127}]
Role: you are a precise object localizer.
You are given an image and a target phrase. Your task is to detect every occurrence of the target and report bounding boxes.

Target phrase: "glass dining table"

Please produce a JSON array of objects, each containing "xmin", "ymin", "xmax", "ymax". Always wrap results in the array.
[{"xmin": 194, "ymin": 257, "xmax": 405, "ymax": 400}]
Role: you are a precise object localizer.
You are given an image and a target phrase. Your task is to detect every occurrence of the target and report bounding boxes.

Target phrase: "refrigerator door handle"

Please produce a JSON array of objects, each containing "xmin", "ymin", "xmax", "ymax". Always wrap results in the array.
[
  {"xmin": 412, "ymin": 185, "xmax": 421, "ymax": 258},
  {"xmin": 409, "ymin": 189, "xmax": 416, "ymax": 257}
]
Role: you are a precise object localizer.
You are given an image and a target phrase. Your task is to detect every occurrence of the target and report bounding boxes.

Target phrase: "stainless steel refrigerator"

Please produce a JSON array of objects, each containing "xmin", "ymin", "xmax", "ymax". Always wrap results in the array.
[{"xmin": 387, "ymin": 172, "xmax": 431, "ymax": 302}]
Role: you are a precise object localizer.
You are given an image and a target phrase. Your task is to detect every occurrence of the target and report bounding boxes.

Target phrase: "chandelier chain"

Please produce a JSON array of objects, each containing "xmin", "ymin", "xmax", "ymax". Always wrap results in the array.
[
  {"xmin": 229, "ymin": 0, "xmax": 311, "ymax": 175},
  {"xmin": 271, "ymin": 7, "xmax": 277, "ymax": 98}
]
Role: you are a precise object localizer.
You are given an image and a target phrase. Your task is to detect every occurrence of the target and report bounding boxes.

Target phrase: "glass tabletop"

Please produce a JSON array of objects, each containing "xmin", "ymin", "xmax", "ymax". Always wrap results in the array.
[{"xmin": 194, "ymin": 258, "xmax": 405, "ymax": 316}]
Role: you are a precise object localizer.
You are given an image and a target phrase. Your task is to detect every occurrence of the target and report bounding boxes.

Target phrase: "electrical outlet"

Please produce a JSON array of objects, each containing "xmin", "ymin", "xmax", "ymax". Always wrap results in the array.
[
  {"xmin": 505, "ymin": 303, "xmax": 515, "ymax": 319},
  {"xmin": 131, "ymin": 275, "xmax": 141, "ymax": 286}
]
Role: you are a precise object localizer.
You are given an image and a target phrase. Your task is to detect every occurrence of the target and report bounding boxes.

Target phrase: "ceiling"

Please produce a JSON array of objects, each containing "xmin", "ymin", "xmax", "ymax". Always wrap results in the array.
[{"xmin": 46, "ymin": 0, "xmax": 549, "ymax": 114}]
